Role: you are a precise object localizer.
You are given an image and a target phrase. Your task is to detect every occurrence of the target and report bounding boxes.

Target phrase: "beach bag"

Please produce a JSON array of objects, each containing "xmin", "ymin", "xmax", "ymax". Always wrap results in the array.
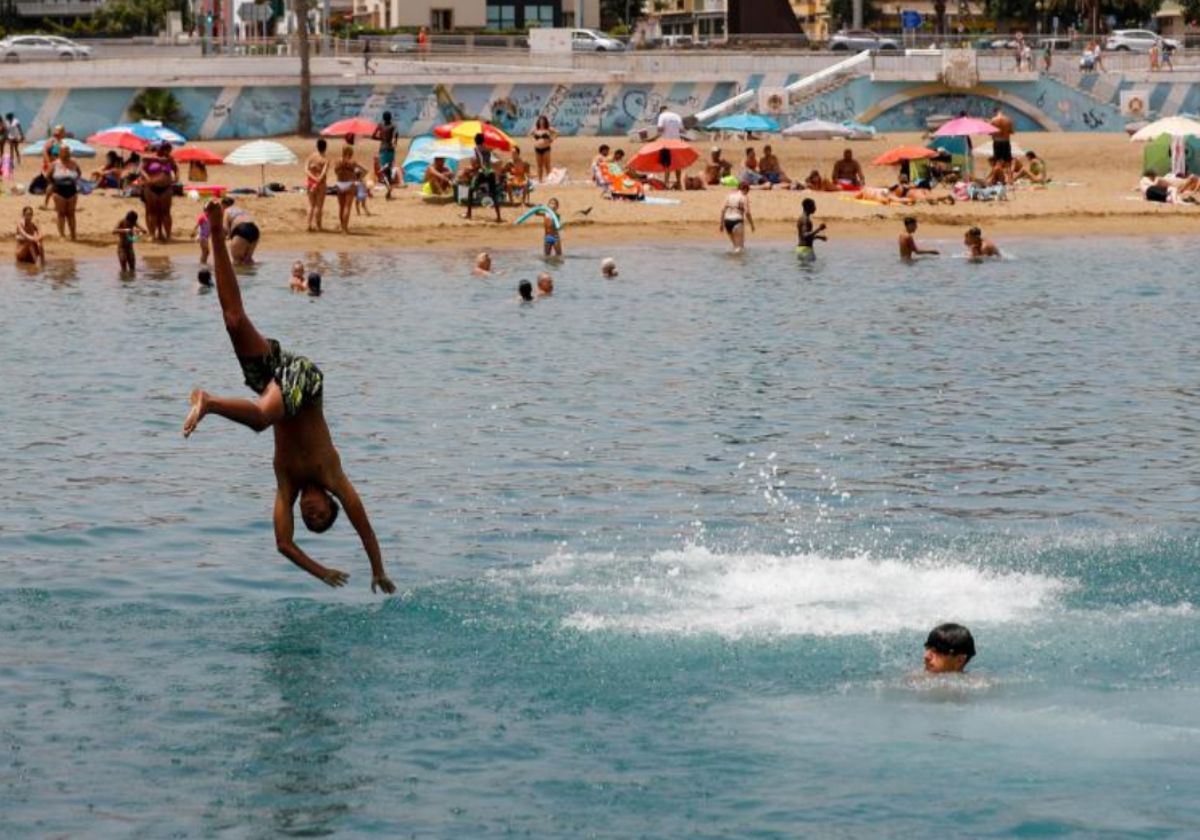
[{"xmin": 28, "ymin": 173, "xmax": 47, "ymax": 195}]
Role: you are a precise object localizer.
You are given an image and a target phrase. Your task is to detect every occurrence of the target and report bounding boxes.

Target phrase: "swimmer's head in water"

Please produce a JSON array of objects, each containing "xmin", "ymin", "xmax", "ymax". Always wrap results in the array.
[
  {"xmin": 300, "ymin": 486, "xmax": 340, "ymax": 533},
  {"xmin": 518, "ymin": 280, "xmax": 533, "ymax": 301},
  {"xmin": 537, "ymin": 272, "xmax": 553, "ymax": 294},
  {"xmin": 307, "ymin": 273, "xmax": 322, "ymax": 296},
  {"xmin": 197, "ymin": 268, "xmax": 212, "ymax": 286},
  {"xmin": 967, "ymin": 226, "xmax": 982, "ymax": 240},
  {"xmin": 802, "ymin": 198, "xmax": 816, "ymax": 214},
  {"xmin": 476, "ymin": 252, "xmax": 491, "ymax": 269},
  {"xmin": 924, "ymin": 623, "xmax": 975, "ymax": 673},
  {"xmin": 904, "ymin": 216, "xmax": 917, "ymax": 230},
  {"xmin": 601, "ymin": 257, "xmax": 618, "ymax": 277},
  {"xmin": 292, "ymin": 260, "xmax": 304, "ymax": 277}
]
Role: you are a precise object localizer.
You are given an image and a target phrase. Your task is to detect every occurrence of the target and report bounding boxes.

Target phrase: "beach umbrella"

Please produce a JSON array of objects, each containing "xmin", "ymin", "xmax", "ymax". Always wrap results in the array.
[
  {"xmin": 782, "ymin": 119, "xmax": 854, "ymax": 140},
  {"xmin": 87, "ymin": 130, "xmax": 150, "ymax": 152},
  {"xmin": 433, "ymin": 120, "xmax": 513, "ymax": 152},
  {"xmin": 629, "ymin": 138, "xmax": 699, "ymax": 173},
  {"xmin": 872, "ymin": 146, "xmax": 938, "ymax": 166},
  {"xmin": 782, "ymin": 119, "xmax": 854, "ymax": 174},
  {"xmin": 707, "ymin": 114, "xmax": 780, "ymax": 134},
  {"xmin": 1130, "ymin": 116, "xmax": 1200, "ymax": 142},
  {"xmin": 101, "ymin": 121, "xmax": 187, "ymax": 145},
  {"xmin": 841, "ymin": 120, "xmax": 878, "ymax": 139},
  {"xmin": 972, "ymin": 140, "xmax": 1026, "ymax": 158},
  {"xmin": 172, "ymin": 146, "xmax": 225, "ymax": 165},
  {"xmin": 225, "ymin": 140, "xmax": 299, "ymax": 193},
  {"xmin": 404, "ymin": 135, "xmax": 476, "ymax": 164},
  {"xmin": 932, "ymin": 116, "xmax": 998, "ymax": 138},
  {"xmin": 320, "ymin": 117, "xmax": 380, "ymax": 138},
  {"xmin": 21, "ymin": 137, "xmax": 95, "ymax": 158}
]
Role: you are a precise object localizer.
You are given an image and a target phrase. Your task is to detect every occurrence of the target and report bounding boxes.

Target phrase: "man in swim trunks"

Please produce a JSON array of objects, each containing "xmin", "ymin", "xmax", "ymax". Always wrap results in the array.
[
  {"xmin": 899, "ymin": 216, "xmax": 939, "ymax": 262},
  {"xmin": 372, "ymin": 111, "xmax": 398, "ymax": 200},
  {"xmin": 465, "ymin": 133, "xmax": 503, "ymax": 224},
  {"xmin": 989, "ymin": 104, "xmax": 1014, "ymax": 174},
  {"xmin": 830, "ymin": 149, "xmax": 864, "ymax": 188},
  {"xmin": 796, "ymin": 197, "xmax": 826, "ymax": 262},
  {"xmin": 183, "ymin": 201, "xmax": 395, "ymax": 594}
]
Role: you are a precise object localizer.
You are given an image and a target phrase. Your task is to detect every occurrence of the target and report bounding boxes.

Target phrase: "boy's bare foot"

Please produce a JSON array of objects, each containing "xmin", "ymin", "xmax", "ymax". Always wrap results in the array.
[{"xmin": 183, "ymin": 389, "xmax": 209, "ymax": 438}]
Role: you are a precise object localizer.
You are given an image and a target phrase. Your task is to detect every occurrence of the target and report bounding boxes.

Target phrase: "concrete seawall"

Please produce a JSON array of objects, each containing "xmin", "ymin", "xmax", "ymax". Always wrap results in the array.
[{"xmin": 2, "ymin": 53, "xmax": 1194, "ymax": 139}]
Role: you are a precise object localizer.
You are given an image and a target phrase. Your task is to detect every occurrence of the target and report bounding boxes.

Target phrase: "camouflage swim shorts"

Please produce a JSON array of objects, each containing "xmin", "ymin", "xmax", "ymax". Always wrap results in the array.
[{"xmin": 237, "ymin": 338, "xmax": 323, "ymax": 417}]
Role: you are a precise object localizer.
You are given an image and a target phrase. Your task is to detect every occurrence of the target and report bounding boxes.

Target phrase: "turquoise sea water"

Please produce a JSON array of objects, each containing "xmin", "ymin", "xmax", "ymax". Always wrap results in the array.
[{"xmin": 2, "ymin": 237, "xmax": 1199, "ymax": 839}]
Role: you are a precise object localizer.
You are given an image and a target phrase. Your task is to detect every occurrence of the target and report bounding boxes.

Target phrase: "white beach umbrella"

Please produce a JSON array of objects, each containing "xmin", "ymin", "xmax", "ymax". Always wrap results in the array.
[
  {"xmin": 782, "ymin": 119, "xmax": 855, "ymax": 175},
  {"xmin": 225, "ymin": 140, "xmax": 299, "ymax": 193},
  {"xmin": 1130, "ymin": 117, "xmax": 1200, "ymax": 142}
]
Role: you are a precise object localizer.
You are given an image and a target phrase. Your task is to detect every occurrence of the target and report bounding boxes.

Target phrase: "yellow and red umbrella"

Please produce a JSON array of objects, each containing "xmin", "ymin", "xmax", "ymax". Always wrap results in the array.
[
  {"xmin": 434, "ymin": 120, "xmax": 513, "ymax": 152},
  {"xmin": 630, "ymin": 139, "xmax": 698, "ymax": 173},
  {"xmin": 872, "ymin": 146, "xmax": 939, "ymax": 166}
]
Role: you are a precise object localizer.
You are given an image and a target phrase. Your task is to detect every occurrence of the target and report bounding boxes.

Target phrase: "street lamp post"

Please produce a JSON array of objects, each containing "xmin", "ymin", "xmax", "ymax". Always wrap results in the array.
[{"xmin": 1035, "ymin": 0, "xmax": 1043, "ymax": 36}]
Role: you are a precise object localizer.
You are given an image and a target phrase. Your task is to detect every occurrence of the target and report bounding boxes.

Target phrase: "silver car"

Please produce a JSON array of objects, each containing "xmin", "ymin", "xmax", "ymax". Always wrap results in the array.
[
  {"xmin": 571, "ymin": 29, "xmax": 625, "ymax": 52},
  {"xmin": 829, "ymin": 29, "xmax": 899, "ymax": 51},
  {"xmin": 1104, "ymin": 29, "xmax": 1179, "ymax": 52},
  {"xmin": 0, "ymin": 35, "xmax": 93, "ymax": 62}
]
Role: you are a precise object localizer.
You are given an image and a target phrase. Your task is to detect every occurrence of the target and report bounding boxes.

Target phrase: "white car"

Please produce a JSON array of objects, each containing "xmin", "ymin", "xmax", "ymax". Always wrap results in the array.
[
  {"xmin": 1104, "ymin": 29, "xmax": 1178, "ymax": 52},
  {"xmin": 0, "ymin": 35, "xmax": 93, "ymax": 62},
  {"xmin": 571, "ymin": 29, "xmax": 625, "ymax": 52}
]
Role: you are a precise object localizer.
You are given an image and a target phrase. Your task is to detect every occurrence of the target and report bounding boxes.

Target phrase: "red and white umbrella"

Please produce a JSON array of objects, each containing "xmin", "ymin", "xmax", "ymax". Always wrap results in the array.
[
  {"xmin": 86, "ymin": 130, "xmax": 149, "ymax": 152},
  {"xmin": 434, "ymin": 120, "xmax": 513, "ymax": 152},
  {"xmin": 172, "ymin": 146, "xmax": 224, "ymax": 165}
]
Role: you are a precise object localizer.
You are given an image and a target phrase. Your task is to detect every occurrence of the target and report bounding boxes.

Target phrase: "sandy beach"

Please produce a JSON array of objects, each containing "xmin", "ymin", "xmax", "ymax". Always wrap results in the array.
[{"xmin": 4, "ymin": 131, "xmax": 1194, "ymax": 261}]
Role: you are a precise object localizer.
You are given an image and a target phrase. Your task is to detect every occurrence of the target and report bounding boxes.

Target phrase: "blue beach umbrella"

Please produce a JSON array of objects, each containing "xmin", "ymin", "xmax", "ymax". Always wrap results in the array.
[
  {"xmin": 100, "ymin": 121, "xmax": 188, "ymax": 145},
  {"xmin": 707, "ymin": 114, "xmax": 781, "ymax": 134},
  {"xmin": 21, "ymin": 137, "xmax": 96, "ymax": 158}
]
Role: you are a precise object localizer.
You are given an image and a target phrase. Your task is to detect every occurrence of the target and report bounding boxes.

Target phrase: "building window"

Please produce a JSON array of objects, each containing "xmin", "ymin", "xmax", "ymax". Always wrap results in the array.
[
  {"xmin": 487, "ymin": 4, "xmax": 517, "ymax": 29},
  {"xmin": 430, "ymin": 9, "xmax": 453, "ymax": 31}
]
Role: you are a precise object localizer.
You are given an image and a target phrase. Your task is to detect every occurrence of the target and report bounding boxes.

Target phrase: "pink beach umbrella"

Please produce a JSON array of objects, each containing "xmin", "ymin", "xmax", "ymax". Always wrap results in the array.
[{"xmin": 933, "ymin": 117, "xmax": 998, "ymax": 179}]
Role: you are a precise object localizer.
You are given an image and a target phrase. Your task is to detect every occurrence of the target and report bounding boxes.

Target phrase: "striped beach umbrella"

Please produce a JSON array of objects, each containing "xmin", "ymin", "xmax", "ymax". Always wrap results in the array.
[
  {"xmin": 225, "ymin": 140, "xmax": 299, "ymax": 193},
  {"xmin": 101, "ymin": 121, "xmax": 188, "ymax": 145}
]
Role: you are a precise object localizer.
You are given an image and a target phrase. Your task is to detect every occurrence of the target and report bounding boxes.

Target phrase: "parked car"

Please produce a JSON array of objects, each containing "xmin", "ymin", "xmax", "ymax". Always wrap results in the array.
[
  {"xmin": 571, "ymin": 29, "xmax": 625, "ymax": 52},
  {"xmin": 1105, "ymin": 29, "xmax": 1178, "ymax": 51},
  {"xmin": 829, "ymin": 29, "xmax": 899, "ymax": 51},
  {"xmin": 389, "ymin": 34, "xmax": 417, "ymax": 53},
  {"xmin": 0, "ymin": 35, "xmax": 93, "ymax": 62}
]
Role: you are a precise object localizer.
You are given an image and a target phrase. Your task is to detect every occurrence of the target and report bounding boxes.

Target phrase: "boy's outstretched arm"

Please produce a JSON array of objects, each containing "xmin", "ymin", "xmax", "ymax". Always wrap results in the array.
[
  {"xmin": 328, "ymin": 474, "xmax": 395, "ymax": 594},
  {"xmin": 274, "ymin": 483, "xmax": 349, "ymax": 588}
]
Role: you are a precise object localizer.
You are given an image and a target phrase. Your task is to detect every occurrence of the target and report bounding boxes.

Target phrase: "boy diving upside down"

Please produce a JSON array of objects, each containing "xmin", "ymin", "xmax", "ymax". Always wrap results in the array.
[{"xmin": 183, "ymin": 201, "xmax": 396, "ymax": 594}]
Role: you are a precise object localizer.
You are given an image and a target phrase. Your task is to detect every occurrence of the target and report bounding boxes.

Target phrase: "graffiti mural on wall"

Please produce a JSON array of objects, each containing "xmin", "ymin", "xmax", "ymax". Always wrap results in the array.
[{"xmin": 1, "ymin": 75, "xmax": 1146, "ymax": 140}]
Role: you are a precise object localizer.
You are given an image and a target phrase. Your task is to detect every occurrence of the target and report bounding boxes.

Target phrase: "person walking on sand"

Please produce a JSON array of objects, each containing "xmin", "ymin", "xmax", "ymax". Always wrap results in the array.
[
  {"xmin": 719, "ymin": 181, "xmax": 754, "ymax": 254},
  {"xmin": 333, "ymin": 145, "xmax": 366, "ymax": 234},
  {"xmin": 305, "ymin": 138, "xmax": 330, "ymax": 231},
  {"xmin": 183, "ymin": 201, "xmax": 396, "ymax": 595},
  {"xmin": 989, "ymin": 104, "xmax": 1015, "ymax": 175},
  {"xmin": 372, "ymin": 112, "xmax": 399, "ymax": 201}
]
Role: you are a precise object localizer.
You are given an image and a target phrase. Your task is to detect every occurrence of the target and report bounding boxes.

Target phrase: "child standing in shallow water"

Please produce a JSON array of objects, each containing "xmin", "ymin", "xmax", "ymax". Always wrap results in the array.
[
  {"xmin": 113, "ymin": 210, "xmax": 147, "ymax": 273},
  {"xmin": 191, "ymin": 209, "xmax": 212, "ymax": 265},
  {"xmin": 542, "ymin": 198, "xmax": 562, "ymax": 259}
]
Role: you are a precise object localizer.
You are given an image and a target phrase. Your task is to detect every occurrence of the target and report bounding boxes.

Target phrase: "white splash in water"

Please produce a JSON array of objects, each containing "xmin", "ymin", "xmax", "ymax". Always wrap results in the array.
[{"xmin": 527, "ymin": 546, "xmax": 1069, "ymax": 640}]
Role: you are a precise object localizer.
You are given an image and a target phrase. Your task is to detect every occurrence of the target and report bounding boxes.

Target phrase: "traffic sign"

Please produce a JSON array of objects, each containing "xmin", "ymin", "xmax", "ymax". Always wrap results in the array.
[{"xmin": 901, "ymin": 10, "xmax": 922, "ymax": 29}]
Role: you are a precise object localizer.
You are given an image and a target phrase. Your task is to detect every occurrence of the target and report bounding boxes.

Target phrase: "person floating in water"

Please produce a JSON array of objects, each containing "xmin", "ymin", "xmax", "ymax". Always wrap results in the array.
[
  {"xmin": 924, "ymin": 623, "xmax": 976, "ymax": 673},
  {"xmin": 796, "ymin": 197, "xmax": 826, "ymax": 262},
  {"xmin": 964, "ymin": 226, "xmax": 1001, "ymax": 260},
  {"xmin": 899, "ymin": 217, "xmax": 939, "ymax": 262},
  {"xmin": 183, "ymin": 201, "xmax": 395, "ymax": 594}
]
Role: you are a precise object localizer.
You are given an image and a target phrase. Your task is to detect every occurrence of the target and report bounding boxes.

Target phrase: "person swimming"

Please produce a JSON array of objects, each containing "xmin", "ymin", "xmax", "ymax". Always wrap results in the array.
[
  {"xmin": 964, "ymin": 226, "xmax": 1001, "ymax": 260},
  {"xmin": 473, "ymin": 252, "xmax": 498, "ymax": 277},
  {"xmin": 536, "ymin": 272, "xmax": 554, "ymax": 298},
  {"xmin": 796, "ymin": 197, "xmax": 826, "ymax": 262},
  {"xmin": 899, "ymin": 217, "xmax": 939, "ymax": 262},
  {"xmin": 924, "ymin": 623, "xmax": 976, "ymax": 674},
  {"xmin": 517, "ymin": 280, "xmax": 533, "ymax": 303},
  {"xmin": 601, "ymin": 257, "xmax": 618, "ymax": 278}
]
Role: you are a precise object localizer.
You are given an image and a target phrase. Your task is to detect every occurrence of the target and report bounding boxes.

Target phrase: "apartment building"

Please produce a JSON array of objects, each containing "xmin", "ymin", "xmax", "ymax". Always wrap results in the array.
[
  {"xmin": 653, "ymin": 0, "xmax": 727, "ymax": 42},
  {"xmin": 356, "ymin": 0, "xmax": 598, "ymax": 32},
  {"xmin": 791, "ymin": 0, "xmax": 829, "ymax": 41}
]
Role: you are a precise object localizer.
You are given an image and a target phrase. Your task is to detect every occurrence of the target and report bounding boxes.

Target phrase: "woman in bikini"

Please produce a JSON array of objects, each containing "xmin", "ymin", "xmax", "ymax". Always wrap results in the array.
[
  {"xmin": 91, "ymin": 151, "xmax": 124, "ymax": 190},
  {"xmin": 113, "ymin": 210, "xmax": 148, "ymax": 273},
  {"xmin": 719, "ymin": 181, "xmax": 754, "ymax": 254},
  {"xmin": 49, "ymin": 145, "xmax": 82, "ymax": 241},
  {"xmin": 141, "ymin": 142, "xmax": 179, "ymax": 242},
  {"xmin": 531, "ymin": 116, "xmax": 558, "ymax": 183},
  {"xmin": 333, "ymin": 145, "xmax": 365, "ymax": 234},
  {"xmin": 305, "ymin": 138, "xmax": 330, "ymax": 232},
  {"xmin": 41, "ymin": 125, "xmax": 67, "ymax": 209},
  {"xmin": 221, "ymin": 196, "xmax": 261, "ymax": 265},
  {"xmin": 15, "ymin": 206, "xmax": 45, "ymax": 266}
]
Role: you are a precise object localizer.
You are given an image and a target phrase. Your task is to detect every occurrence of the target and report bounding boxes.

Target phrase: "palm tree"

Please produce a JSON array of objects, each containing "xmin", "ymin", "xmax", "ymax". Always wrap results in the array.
[{"xmin": 294, "ymin": 0, "xmax": 313, "ymax": 136}]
